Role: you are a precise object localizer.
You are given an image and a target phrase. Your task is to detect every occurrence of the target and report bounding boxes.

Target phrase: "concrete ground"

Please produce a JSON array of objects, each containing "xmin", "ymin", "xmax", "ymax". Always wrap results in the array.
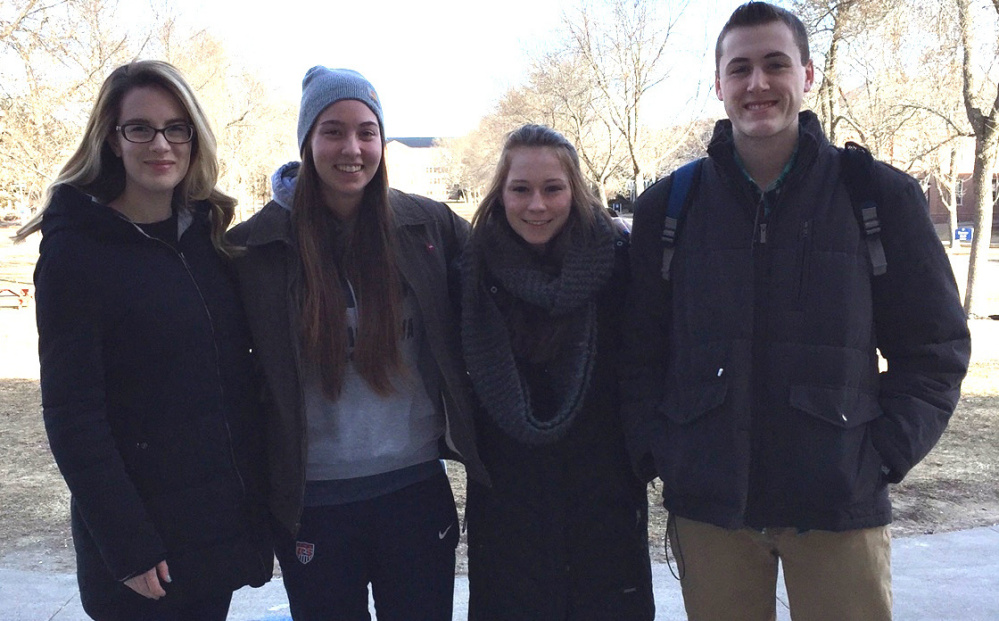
[
  {"xmin": 1, "ymin": 525, "xmax": 997, "ymax": 621},
  {"xmin": 2, "ymin": 225, "xmax": 996, "ymax": 620}
]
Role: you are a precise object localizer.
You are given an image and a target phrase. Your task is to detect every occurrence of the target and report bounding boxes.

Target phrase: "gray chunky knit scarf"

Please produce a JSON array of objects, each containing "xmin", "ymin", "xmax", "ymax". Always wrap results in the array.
[{"xmin": 461, "ymin": 214, "xmax": 616, "ymax": 445}]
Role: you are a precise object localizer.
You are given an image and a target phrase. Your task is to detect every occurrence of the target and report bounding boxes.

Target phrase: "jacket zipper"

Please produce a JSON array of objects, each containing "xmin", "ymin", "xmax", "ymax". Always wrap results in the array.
[
  {"xmin": 750, "ymin": 190, "xmax": 767, "ymax": 247},
  {"xmin": 175, "ymin": 249, "xmax": 249, "ymax": 496},
  {"xmin": 796, "ymin": 220, "xmax": 812, "ymax": 304},
  {"xmin": 747, "ymin": 188, "xmax": 769, "ymax": 527},
  {"xmin": 139, "ymin": 220, "xmax": 269, "ymax": 571},
  {"xmin": 127, "ymin": 218, "xmax": 249, "ymax": 498}
]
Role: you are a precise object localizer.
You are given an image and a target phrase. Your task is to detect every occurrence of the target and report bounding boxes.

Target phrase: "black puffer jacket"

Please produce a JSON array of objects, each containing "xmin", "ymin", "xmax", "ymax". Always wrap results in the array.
[
  {"xmin": 622, "ymin": 112, "xmax": 970, "ymax": 531},
  {"xmin": 34, "ymin": 185, "xmax": 272, "ymax": 617}
]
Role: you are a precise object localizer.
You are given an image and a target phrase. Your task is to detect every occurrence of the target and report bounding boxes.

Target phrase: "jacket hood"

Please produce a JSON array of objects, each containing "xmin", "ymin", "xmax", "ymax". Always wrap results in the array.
[
  {"xmin": 271, "ymin": 162, "xmax": 299, "ymax": 211},
  {"xmin": 707, "ymin": 110, "xmax": 826, "ymax": 182},
  {"xmin": 41, "ymin": 184, "xmax": 197, "ymax": 241},
  {"xmin": 41, "ymin": 185, "xmax": 129, "ymax": 239},
  {"xmin": 708, "ymin": 110, "xmax": 825, "ymax": 156}
]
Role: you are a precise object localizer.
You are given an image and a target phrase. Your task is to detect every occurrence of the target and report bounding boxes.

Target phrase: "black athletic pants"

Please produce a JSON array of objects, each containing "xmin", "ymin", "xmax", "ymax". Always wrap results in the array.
[{"xmin": 273, "ymin": 471, "xmax": 459, "ymax": 621}]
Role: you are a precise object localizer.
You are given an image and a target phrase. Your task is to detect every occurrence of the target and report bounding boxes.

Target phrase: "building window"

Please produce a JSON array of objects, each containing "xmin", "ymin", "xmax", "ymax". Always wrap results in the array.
[{"xmin": 955, "ymin": 178, "xmax": 964, "ymax": 209}]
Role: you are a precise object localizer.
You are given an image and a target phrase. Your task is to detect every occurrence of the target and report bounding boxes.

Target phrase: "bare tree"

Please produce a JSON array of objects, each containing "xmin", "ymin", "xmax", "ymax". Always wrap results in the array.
[
  {"xmin": 900, "ymin": 0, "xmax": 973, "ymax": 251},
  {"xmin": 438, "ymin": 57, "xmax": 631, "ymax": 208},
  {"xmin": 436, "ymin": 113, "xmax": 516, "ymax": 205},
  {"xmin": 526, "ymin": 51, "xmax": 630, "ymax": 207},
  {"xmin": 0, "ymin": 2, "xmax": 297, "ymax": 222},
  {"xmin": 957, "ymin": 0, "xmax": 999, "ymax": 317},
  {"xmin": 157, "ymin": 26, "xmax": 298, "ymax": 215},
  {"xmin": 649, "ymin": 118, "xmax": 715, "ymax": 180},
  {"xmin": 935, "ymin": 144, "xmax": 965, "ymax": 252},
  {"xmin": 1, "ymin": 0, "xmax": 141, "ymax": 213},
  {"xmin": 564, "ymin": 0, "xmax": 689, "ymax": 196},
  {"xmin": 840, "ymin": 0, "xmax": 973, "ymax": 175},
  {"xmin": 794, "ymin": 0, "xmax": 902, "ymax": 145}
]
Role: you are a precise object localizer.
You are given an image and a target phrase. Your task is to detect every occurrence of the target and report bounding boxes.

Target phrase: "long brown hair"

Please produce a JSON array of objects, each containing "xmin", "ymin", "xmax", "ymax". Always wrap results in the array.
[
  {"xmin": 293, "ymin": 140, "xmax": 403, "ymax": 399},
  {"xmin": 14, "ymin": 60, "xmax": 237, "ymax": 254}
]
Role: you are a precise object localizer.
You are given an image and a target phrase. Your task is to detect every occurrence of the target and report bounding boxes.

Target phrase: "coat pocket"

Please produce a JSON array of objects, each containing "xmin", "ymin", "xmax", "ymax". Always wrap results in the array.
[
  {"xmin": 786, "ymin": 384, "xmax": 886, "ymax": 506},
  {"xmin": 661, "ymin": 380, "xmax": 728, "ymax": 425},
  {"xmin": 662, "ymin": 341, "xmax": 731, "ymax": 424},
  {"xmin": 657, "ymin": 378, "xmax": 744, "ymax": 512},
  {"xmin": 788, "ymin": 384, "xmax": 881, "ymax": 429}
]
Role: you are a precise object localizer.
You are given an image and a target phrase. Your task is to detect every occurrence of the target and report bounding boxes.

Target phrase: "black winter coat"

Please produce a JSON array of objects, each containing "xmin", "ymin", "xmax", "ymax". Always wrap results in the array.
[
  {"xmin": 622, "ymin": 112, "xmax": 970, "ymax": 532},
  {"xmin": 463, "ymin": 230, "xmax": 654, "ymax": 620},
  {"xmin": 34, "ymin": 185, "xmax": 272, "ymax": 618}
]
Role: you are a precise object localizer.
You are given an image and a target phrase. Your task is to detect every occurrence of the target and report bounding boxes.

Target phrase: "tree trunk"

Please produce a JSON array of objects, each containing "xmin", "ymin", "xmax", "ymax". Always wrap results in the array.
[
  {"xmin": 822, "ymin": 30, "xmax": 841, "ymax": 144},
  {"xmin": 964, "ymin": 141, "xmax": 997, "ymax": 317},
  {"xmin": 597, "ymin": 181, "xmax": 610, "ymax": 210},
  {"xmin": 948, "ymin": 200, "xmax": 960, "ymax": 252},
  {"xmin": 957, "ymin": 0, "xmax": 999, "ymax": 317},
  {"xmin": 948, "ymin": 146, "xmax": 959, "ymax": 252},
  {"xmin": 632, "ymin": 169, "xmax": 645, "ymax": 203}
]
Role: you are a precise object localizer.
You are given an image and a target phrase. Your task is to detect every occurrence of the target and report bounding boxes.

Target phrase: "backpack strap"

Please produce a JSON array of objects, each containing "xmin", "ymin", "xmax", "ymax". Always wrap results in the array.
[
  {"xmin": 841, "ymin": 142, "xmax": 887, "ymax": 276},
  {"xmin": 661, "ymin": 158, "xmax": 704, "ymax": 280}
]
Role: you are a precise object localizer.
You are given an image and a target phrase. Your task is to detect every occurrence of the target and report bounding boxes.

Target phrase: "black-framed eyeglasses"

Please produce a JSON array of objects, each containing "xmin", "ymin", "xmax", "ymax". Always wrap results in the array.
[{"xmin": 116, "ymin": 123, "xmax": 195, "ymax": 144}]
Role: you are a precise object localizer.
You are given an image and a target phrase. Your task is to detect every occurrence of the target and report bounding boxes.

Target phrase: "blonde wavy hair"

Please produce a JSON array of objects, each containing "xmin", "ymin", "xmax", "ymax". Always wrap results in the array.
[{"xmin": 14, "ymin": 60, "xmax": 237, "ymax": 254}]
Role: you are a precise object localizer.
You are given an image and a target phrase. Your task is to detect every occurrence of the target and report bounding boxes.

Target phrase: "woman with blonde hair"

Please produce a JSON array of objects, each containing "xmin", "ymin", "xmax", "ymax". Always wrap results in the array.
[
  {"xmin": 460, "ymin": 124, "xmax": 654, "ymax": 619},
  {"xmin": 19, "ymin": 60, "xmax": 272, "ymax": 620}
]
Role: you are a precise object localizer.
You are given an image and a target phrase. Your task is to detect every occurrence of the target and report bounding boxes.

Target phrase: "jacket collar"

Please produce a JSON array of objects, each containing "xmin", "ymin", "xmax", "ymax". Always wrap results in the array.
[
  {"xmin": 388, "ymin": 189, "xmax": 438, "ymax": 227},
  {"xmin": 242, "ymin": 201, "xmax": 294, "ymax": 247},
  {"xmin": 240, "ymin": 188, "xmax": 437, "ymax": 249},
  {"xmin": 707, "ymin": 110, "xmax": 827, "ymax": 179},
  {"xmin": 44, "ymin": 183, "xmax": 202, "ymax": 240}
]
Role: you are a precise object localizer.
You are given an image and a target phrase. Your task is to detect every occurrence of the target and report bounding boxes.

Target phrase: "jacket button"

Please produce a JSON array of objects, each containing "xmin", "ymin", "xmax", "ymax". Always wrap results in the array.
[
  {"xmin": 489, "ymin": 286, "xmax": 498, "ymax": 294},
  {"xmin": 137, "ymin": 442, "xmax": 148, "ymax": 450}
]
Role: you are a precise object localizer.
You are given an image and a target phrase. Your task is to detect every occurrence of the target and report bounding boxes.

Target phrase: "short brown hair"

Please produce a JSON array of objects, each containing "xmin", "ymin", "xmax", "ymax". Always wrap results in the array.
[{"xmin": 715, "ymin": 1, "xmax": 810, "ymax": 71}]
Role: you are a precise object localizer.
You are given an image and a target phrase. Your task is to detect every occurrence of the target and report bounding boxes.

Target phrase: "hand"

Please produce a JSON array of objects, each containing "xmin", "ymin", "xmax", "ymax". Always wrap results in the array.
[{"xmin": 124, "ymin": 560, "xmax": 171, "ymax": 599}]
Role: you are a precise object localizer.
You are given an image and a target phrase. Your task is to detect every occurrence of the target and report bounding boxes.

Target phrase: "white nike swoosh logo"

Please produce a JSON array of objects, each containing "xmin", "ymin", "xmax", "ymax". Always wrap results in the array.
[{"xmin": 438, "ymin": 524, "xmax": 454, "ymax": 539}]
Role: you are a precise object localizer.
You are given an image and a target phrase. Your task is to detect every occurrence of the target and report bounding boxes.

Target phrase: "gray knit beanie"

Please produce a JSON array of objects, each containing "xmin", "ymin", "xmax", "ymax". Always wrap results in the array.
[{"xmin": 297, "ymin": 66, "xmax": 384, "ymax": 152}]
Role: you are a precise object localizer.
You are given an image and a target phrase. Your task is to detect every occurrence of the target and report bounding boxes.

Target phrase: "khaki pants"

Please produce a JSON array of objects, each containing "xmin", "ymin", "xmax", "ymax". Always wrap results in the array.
[{"xmin": 668, "ymin": 516, "xmax": 892, "ymax": 621}]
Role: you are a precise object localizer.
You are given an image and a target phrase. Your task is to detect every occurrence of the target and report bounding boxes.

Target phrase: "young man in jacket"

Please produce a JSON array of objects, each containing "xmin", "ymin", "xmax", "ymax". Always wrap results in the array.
[{"xmin": 622, "ymin": 2, "xmax": 971, "ymax": 619}]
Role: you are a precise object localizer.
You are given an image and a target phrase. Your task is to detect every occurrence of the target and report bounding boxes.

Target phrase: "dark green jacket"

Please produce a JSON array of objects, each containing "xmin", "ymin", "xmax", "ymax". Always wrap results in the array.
[{"xmin": 229, "ymin": 189, "xmax": 489, "ymax": 535}]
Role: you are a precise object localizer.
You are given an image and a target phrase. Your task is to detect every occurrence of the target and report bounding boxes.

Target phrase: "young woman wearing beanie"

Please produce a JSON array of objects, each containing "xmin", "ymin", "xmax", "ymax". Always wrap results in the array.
[
  {"xmin": 16, "ymin": 60, "xmax": 272, "ymax": 620},
  {"xmin": 459, "ymin": 124, "xmax": 654, "ymax": 620},
  {"xmin": 228, "ymin": 66, "xmax": 489, "ymax": 620}
]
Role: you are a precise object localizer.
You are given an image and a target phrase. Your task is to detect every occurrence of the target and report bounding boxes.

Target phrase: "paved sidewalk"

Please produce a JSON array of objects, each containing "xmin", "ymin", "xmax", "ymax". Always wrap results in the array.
[{"xmin": 2, "ymin": 525, "xmax": 996, "ymax": 620}]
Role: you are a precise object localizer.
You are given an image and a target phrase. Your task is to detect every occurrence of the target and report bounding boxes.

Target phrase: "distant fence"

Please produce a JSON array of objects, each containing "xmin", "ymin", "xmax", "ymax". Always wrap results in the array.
[{"xmin": 447, "ymin": 201, "xmax": 476, "ymax": 222}]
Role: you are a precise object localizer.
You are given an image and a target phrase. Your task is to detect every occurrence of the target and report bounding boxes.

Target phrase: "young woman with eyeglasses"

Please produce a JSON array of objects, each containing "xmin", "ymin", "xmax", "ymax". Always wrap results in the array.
[{"xmin": 14, "ymin": 60, "xmax": 272, "ymax": 621}]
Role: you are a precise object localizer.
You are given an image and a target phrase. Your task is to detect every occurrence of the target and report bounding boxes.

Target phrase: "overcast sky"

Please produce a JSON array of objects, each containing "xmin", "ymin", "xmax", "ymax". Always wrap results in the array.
[{"xmin": 163, "ymin": 0, "xmax": 751, "ymax": 137}]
